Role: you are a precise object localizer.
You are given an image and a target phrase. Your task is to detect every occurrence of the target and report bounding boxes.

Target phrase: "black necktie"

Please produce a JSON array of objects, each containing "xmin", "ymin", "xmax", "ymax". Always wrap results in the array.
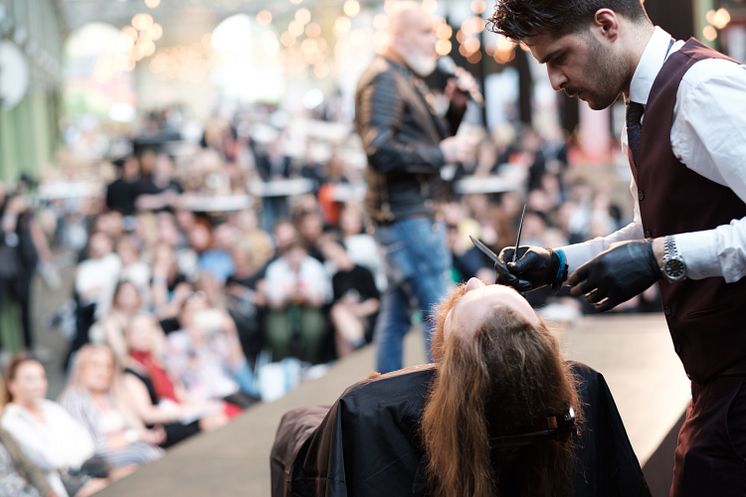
[{"xmin": 626, "ymin": 101, "xmax": 644, "ymax": 166}]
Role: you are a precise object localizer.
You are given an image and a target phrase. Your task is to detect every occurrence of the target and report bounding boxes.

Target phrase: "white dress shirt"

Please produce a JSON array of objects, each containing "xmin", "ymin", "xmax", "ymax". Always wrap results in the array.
[{"xmin": 561, "ymin": 26, "xmax": 746, "ymax": 283}]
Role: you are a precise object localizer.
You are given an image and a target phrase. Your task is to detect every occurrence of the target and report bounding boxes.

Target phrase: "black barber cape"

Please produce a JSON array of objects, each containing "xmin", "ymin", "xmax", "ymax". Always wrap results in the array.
[{"xmin": 270, "ymin": 361, "xmax": 651, "ymax": 497}]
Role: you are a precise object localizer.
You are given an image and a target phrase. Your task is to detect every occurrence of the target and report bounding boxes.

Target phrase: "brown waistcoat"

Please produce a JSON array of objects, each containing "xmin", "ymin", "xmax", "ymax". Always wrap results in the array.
[{"xmin": 634, "ymin": 38, "xmax": 746, "ymax": 383}]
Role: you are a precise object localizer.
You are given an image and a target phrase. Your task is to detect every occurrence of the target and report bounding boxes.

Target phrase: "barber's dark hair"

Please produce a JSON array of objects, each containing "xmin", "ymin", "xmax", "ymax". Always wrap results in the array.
[{"xmin": 489, "ymin": 0, "xmax": 648, "ymax": 41}]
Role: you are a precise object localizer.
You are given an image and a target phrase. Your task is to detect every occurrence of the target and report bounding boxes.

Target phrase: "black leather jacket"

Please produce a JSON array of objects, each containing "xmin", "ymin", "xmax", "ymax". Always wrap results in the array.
[{"xmin": 354, "ymin": 56, "xmax": 465, "ymax": 224}]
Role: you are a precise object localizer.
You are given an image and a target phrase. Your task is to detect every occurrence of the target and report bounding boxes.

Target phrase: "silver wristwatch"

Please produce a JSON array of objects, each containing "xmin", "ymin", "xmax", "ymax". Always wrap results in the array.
[{"xmin": 661, "ymin": 236, "xmax": 687, "ymax": 282}]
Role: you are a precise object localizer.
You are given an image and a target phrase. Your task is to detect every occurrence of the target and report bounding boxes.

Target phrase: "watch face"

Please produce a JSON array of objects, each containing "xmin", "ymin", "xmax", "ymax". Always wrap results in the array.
[{"xmin": 664, "ymin": 258, "xmax": 686, "ymax": 281}]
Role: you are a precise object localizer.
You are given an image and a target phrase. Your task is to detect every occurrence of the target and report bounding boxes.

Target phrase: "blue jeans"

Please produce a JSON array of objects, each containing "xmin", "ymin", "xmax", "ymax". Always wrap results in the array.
[{"xmin": 373, "ymin": 217, "xmax": 451, "ymax": 373}]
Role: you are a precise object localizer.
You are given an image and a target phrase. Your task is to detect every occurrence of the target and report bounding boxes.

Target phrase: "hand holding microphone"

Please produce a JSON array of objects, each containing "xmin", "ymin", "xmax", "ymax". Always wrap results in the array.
[{"xmin": 437, "ymin": 56, "xmax": 484, "ymax": 107}]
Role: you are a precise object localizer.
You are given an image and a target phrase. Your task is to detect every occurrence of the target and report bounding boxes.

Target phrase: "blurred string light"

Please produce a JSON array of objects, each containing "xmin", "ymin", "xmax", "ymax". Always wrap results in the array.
[
  {"xmin": 435, "ymin": 17, "xmax": 452, "ymax": 56},
  {"xmin": 120, "ymin": 12, "xmax": 163, "ymax": 68},
  {"xmin": 703, "ymin": 25, "xmax": 718, "ymax": 41},
  {"xmin": 470, "ymin": 0, "xmax": 486, "ymax": 15},
  {"xmin": 707, "ymin": 8, "xmax": 731, "ymax": 30},
  {"xmin": 295, "ymin": 8, "xmax": 312, "ymax": 25},
  {"xmin": 703, "ymin": 7, "xmax": 731, "ymax": 42},
  {"xmin": 491, "ymin": 34, "xmax": 516, "ymax": 63},
  {"xmin": 288, "ymin": 20, "xmax": 305, "ymax": 37},
  {"xmin": 132, "ymin": 12, "xmax": 153, "ymax": 31},
  {"xmin": 334, "ymin": 16, "xmax": 352, "ymax": 36},
  {"xmin": 343, "ymin": 0, "xmax": 361, "ymax": 17},
  {"xmin": 149, "ymin": 37, "xmax": 214, "ymax": 82},
  {"xmin": 458, "ymin": 16, "xmax": 484, "ymax": 62},
  {"xmin": 144, "ymin": 0, "xmax": 160, "ymax": 8},
  {"xmin": 305, "ymin": 22, "xmax": 321, "ymax": 37},
  {"xmin": 280, "ymin": 31, "xmax": 296, "ymax": 47},
  {"xmin": 256, "ymin": 9, "xmax": 272, "ymax": 26},
  {"xmin": 421, "ymin": 0, "xmax": 438, "ymax": 14}
]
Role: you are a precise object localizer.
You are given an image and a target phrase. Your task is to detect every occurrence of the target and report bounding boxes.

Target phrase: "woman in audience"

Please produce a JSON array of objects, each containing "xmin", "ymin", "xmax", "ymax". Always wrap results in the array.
[
  {"xmin": 338, "ymin": 203, "xmax": 386, "ymax": 291},
  {"xmin": 59, "ymin": 345, "xmax": 163, "ymax": 472},
  {"xmin": 1, "ymin": 355, "xmax": 109, "ymax": 497},
  {"xmin": 89, "ymin": 280, "xmax": 144, "ymax": 366},
  {"xmin": 321, "ymin": 240, "xmax": 379, "ymax": 357},
  {"xmin": 166, "ymin": 292, "xmax": 259, "ymax": 409},
  {"xmin": 150, "ymin": 242, "xmax": 192, "ymax": 321},
  {"xmin": 74, "ymin": 231, "xmax": 121, "ymax": 321},
  {"xmin": 122, "ymin": 313, "xmax": 229, "ymax": 447},
  {"xmin": 264, "ymin": 241, "xmax": 330, "ymax": 364}
]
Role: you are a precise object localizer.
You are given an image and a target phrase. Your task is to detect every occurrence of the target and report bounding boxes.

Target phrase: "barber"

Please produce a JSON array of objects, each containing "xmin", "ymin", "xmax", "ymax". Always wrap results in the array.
[
  {"xmin": 354, "ymin": 1, "xmax": 477, "ymax": 373},
  {"xmin": 490, "ymin": 1, "xmax": 746, "ymax": 495}
]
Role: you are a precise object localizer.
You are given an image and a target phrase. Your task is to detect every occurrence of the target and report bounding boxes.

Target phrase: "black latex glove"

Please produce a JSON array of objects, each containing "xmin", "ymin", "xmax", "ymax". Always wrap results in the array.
[
  {"xmin": 497, "ymin": 245, "xmax": 563, "ymax": 292},
  {"xmin": 567, "ymin": 240, "xmax": 661, "ymax": 312}
]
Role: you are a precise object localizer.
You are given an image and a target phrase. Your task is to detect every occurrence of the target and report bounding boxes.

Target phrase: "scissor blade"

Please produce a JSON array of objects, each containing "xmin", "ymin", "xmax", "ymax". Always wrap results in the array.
[
  {"xmin": 512, "ymin": 203, "xmax": 528, "ymax": 263},
  {"xmin": 470, "ymin": 235, "xmax": 512, "ymax": 279},
  {"xmin": 469, "ymin": 235, "xmax": 499, "ymax": 263}
]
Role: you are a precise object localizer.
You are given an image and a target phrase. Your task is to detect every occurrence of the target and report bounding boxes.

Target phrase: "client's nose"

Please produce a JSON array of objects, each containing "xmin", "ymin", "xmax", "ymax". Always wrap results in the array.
[{"xmin": 465, "ymin": 277, "xmax": 485, "ymax": 292}]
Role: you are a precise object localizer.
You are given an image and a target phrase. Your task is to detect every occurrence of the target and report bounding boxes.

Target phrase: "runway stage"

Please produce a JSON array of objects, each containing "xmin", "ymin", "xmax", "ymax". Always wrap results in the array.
[{"xmin": 95, "ymin": 312, "xmax": 690, "ymax": 497}]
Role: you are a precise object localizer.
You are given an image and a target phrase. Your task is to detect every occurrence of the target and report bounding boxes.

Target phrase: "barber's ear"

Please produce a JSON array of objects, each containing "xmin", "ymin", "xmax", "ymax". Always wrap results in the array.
[{"xmin": 593, "ymin": 8, "xmax": 619, "ymax": 41}]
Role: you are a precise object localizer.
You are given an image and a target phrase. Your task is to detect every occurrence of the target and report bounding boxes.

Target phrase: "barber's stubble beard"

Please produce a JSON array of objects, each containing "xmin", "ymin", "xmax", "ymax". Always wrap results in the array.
[{"xmin": 567, "ymin": 35, "xmax": 627, "ymax": 110}]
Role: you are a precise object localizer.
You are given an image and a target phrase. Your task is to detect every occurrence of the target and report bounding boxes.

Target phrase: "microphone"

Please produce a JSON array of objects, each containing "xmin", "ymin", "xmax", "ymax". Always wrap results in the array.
[{"xmin": 436, "ymin": 56, "xmax": 484, "ymax": 106}]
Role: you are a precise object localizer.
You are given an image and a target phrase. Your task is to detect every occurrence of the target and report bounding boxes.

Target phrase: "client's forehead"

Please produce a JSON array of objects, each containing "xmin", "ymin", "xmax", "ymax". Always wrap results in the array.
[{"xmin": 446, "ymin": 283, "xmax": 539, "ymax": 337}]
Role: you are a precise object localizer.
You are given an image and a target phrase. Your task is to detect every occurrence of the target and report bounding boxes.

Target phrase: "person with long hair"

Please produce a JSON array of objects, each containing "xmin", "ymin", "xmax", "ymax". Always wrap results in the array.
[
  {"xmin": 121, "ymin": 313, "xmax": 229, "ymax": 447},
  {"xmin": 421, "ymin": 278, "xmax": 579, "ymax": 497},
  {"xmin": 58, "ymin": 345, "xmax": 163, "ymax": 472},
  {"xmin": 271, "ymin": 280, "xmax": 649, "ymax": 497},
  {"xmin": 1, "ymin": 355, "xmax": 109, "ymax": 497}
]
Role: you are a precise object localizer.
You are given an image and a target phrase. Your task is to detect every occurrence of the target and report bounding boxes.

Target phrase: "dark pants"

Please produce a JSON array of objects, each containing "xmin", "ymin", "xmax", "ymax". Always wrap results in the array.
[
  {"xmin": 0, "ymin": 272, "xmax": 34, "ymax": 349},
  {"xmin": 671, "ymin": 377, "xmax": 746, "ymax": 497}
]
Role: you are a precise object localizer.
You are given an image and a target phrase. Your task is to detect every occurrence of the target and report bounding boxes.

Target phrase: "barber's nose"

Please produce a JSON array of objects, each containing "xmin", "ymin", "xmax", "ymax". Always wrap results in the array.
[
  {"xmin": 465, "ymin": 277, "xmax": 485, "ymax": 292},
  {"xmin": 547, "ymin": 66, "xmax": 567, "ymax": 91}
]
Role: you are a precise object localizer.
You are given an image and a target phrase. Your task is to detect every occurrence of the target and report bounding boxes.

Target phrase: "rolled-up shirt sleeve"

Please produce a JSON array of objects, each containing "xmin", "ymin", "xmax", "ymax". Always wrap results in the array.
[{"xmin": 670, "ymin": 59, "xmax": 746, "ymax": 282}]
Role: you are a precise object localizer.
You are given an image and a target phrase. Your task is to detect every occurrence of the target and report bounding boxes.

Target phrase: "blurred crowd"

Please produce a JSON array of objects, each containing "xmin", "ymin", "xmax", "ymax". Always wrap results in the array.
[{"xmin": 0, "ymin": 103, "xmax": 659, "ymax": 495}]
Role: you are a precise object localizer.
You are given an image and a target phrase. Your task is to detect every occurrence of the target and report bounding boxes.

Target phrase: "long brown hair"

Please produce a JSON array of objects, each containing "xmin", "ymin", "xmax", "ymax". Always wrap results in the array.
[{"xmin": 421, "ymin": 304, "xmax": 579, "ymax": 497}]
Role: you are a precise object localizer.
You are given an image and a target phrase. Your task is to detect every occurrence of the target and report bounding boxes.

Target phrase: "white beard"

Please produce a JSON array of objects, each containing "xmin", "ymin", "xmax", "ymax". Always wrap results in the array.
[{"xmin": 402, "ymin": 52, "xmax": 436, "ymax": 77}]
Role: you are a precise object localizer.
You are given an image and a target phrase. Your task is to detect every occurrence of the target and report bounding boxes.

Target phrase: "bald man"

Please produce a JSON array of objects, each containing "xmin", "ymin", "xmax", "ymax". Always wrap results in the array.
[
  {"xmin": 272, "ymin": 280, "xmax": 651, "ymax": 497},
  {"xmin": 354, "ymin": 1, "xmax": 476, "ymax": 373}
]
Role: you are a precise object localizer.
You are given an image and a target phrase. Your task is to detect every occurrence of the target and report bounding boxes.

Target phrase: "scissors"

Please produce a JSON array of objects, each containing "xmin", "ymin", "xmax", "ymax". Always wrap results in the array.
[{"xmin": 470, "ymin": 203, "xmax": 528, "ymax": 283}]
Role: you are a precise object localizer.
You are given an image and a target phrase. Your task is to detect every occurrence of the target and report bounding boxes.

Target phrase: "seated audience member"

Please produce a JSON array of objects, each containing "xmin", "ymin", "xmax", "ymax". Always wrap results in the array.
[
  {"xmin": 165, "ymin": 292, "xmax": 259, "ymax": 408},
  {"xmin": 230, "ymin": 209, "xmax": 274, "ymax": 270},
  {"xmin": 74, "ymin": 232, "xmax": 122, "ymax": 322},
  {"xmin": 122, "ymin": 314, "xmax": 229, "ymax": 447},
  {"xmin": 59, "ymin": 345, "xmax": 163, "ymax": 472},
  {"xmin": 321, "ymin": 240, "xmax": 379, "ymax": 356},
  {"xmin": 188, "ymin": 222, "xmax": 235, "ymax": 286},
  {"xmin": 105, "ymin": 155, "xmax": 140, "ymax": 218},
  {"xmin": 1, "ymin": 356, "xmax": 109, "ymax": 497},
  {"xmin": 134, "ymin": 152, "xmax": 182, "ymax": 213},
  {"xmin": 271, "ymin": 280, "xmax": 650, "ymax": 497},
  {"xmin": 150, "ymin": 242, "xmax": 192, "ymax": 322},
  {"xmin": 337, "ymin": 203, "xmax": 386, "ymax": 291},
  {"xmin": 226, "ymin": 240, "xmax": 266, "ymax": 365},
  {"xmin": 115, "ymin": 236, "xmax": 150, "ymax": 292},
  {"xmin": 90, "ymin": 280, "xmax": 144, "ymax": 366},
  {"xmin": 295, "ymin": 209, "xmax": 327, "ymax": 263},
  {"xmin": 264, "ymin": 241, "xmax": 331, "ymax": 364}
]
